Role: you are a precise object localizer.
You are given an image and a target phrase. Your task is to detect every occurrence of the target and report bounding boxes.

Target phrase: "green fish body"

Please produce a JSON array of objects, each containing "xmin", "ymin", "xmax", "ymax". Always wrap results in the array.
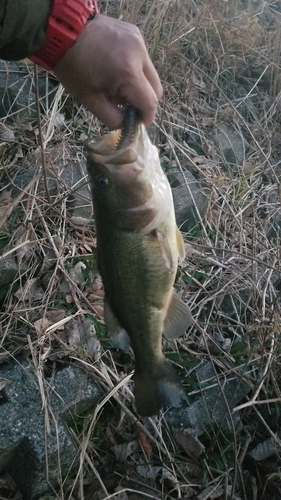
[{"xmin": 86, "ymin": 123, "xmax": 192, "ymax": 416}]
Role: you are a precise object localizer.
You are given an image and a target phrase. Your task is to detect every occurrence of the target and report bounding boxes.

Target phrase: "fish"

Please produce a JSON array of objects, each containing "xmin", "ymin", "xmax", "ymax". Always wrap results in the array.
[{"xmin": 85, "ymin": 106, "xmax": 192, "ymax": 417}]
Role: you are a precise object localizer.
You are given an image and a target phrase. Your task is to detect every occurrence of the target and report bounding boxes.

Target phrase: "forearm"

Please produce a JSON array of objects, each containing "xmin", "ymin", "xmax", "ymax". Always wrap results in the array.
[{"xmin": 0, "ymin": 0, "xmax": 51, "ymax": 60}]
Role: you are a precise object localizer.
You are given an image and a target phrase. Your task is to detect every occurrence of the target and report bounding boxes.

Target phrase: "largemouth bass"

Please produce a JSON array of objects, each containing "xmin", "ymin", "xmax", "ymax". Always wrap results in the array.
[{"xmin": 85, "ymin": 107, "xmax": 192, "ymax": 417}]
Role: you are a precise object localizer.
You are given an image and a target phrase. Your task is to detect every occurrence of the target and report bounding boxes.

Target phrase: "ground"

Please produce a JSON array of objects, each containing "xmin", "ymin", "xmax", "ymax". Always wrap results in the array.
[{"xmin": 0, "ymin": 1, "xmax": 281, "ymax": 499}]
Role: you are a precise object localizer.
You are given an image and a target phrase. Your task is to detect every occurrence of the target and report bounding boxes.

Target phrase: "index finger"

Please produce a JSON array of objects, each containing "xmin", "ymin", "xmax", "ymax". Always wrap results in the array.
[
  {"xmin": 121, "ymin": 73, "xmax": 161, "ymax": 126},
  {"xmin": 143, "ymin": 57, "xmax": 163, "ymax": 101}
]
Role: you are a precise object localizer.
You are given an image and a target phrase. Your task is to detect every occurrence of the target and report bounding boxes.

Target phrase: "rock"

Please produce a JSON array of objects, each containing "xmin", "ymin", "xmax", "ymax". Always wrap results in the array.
[
  {"xmin": 232, "ymin": 85, "xmax": 256, "ymax": 120},
  {"xmin": 60, "ymin": 160, "xmax": 93, "ymax": 219},
  {"xmin": 9, "ymin": 159, "xmax": 92, "ymax": 220},
  {"xmin": 213, "ymin": 123, "xmax": 246, "ymax": 174},
  {"xmin": 0, "ymin": 61, "xmax": 58, "ymax": 122},
  {"xmin": 0, "ymin": 257, "xmax": 21, "ymax": 288},
  {"xmin": 0, "ymin": 360, "xmax": 101, "ymax": 499},
  {"xmin": 166, "ymin": 361, "xmax": 252, "ymax": 436},
  {"xmin": 219, "ymin": 287, "xmax": 251, "ymax": 321},
  {"xmin": 257, "ymin": 185, "xmax": 281, "ymax": 241},
  {"xmin": 249, "ymin": 436, "xmax": 281, "ymax": 461},
  {"xmin": 0, "ymin": 256, "xmax": 30, "ymax": 303},
  {"xmin": 168, "ymin": 170, "xmax": 209, "ymax": 232},
  {"xmin": 8, "ymin": 165, "xmax": 57, "ymax": 203}
]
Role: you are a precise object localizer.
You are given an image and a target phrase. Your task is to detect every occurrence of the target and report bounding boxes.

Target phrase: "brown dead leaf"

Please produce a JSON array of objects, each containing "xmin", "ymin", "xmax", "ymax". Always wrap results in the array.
[
  {"xmin": 160, "ymin": 468, "xmax": 179, "ymax": 489},
  {"xmin": 192, "ymin": 155, "xmax": 206, "ymax": 165},
  {"xmin": 34, "ymin": 317, "xmax": 53, "ymax": 336},
  {"xmin": 91, "ymin": 281, "xmax": 104, "ymax": 294},
  {"xmin": 137, "ymin": 464, "xmax": 161, "ymax": 481},
  {"xmin": 69, "ymin": 216, "xmax": 94, "ymax": 227},
  {"xmin": 197, "ymin": 484, "xmax": 224, "ymax": 500},
  {"xmin": 0, "ymin": 352, "xmax": 10, "ymax": 364},
  {"xmin": 179, "ymin": 485, "xmax": 196, "ymax": 498},
  {"xmin": 173, "ymin": 429, "xmax": 205, "ymax": 458},
  {"xmin": 13, "ymin": 225, "xmax": 38, "ymax": 264},
  {"xmin": 0, "ymin": 190, "xmax": 13, "ymax": 220},
  {"xmin": 88, "ymin": 281, "xmax": 104, "ymax": 318},
  {"xmin": 69, "ymin": 261, "xmax": 86, "ymax": 285},
  {"xmin": 58, "ymin": 276, "xmax": 71, "ymax": 294},
  {"xmin": 112, "ymin": 440, "xmax": 139, "ymax": 462},
  {"xmin": 41, "ymin": 246, "xmax": 58, "ymax": 272},
  {"xmin": 64, "ymin": 316, "xmax": 100, "ymax": 360},
  {"xmin": 0, "ymin": 190, "xmax": 12, "ymax": 204},
  {"xmin": 46, "ymin": 309, "xmax": 65, "ymax": 325},
  {"xmin": 112, "ymin": 486, "xmax": 129, "ymax": 500},
  {"xmin": 33, "ymin": 310, "xmax": 66, "ymax": 339},
  {"xmin": 106, "ymin": 425, "xmax": 117, "ymax": 446},
  {"xmin": 202, "ymin": 116, "xmax": 216, "ymax": 126},
  {"xmin": 0, "ymin": 126, "xmax": 15, "ymax": 142},
  {"xmin": 135, "ymin": 423, "xmax": 153, "ymax": 459},
  {"xmin": 14, "ymin": 278, "xmax": 44, "ymax": 301},
  {"xmin": 92, "ymin": 304, "xmax": 104, "ymax": 319},
  {"xmin": 0, "ymin": 472, "xmax": 17, "ymax": 493}
]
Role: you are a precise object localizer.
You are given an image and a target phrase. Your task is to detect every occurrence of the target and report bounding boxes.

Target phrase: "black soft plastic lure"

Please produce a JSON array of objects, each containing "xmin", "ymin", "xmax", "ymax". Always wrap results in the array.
[{"xmin": 116, "ymin": 105, "xmax": 139, "ymax": 150}]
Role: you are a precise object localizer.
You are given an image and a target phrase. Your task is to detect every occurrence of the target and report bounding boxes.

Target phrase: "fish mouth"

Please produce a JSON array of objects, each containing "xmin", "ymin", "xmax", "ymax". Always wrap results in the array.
[
  {"xmin": 84, "ymin": 106, "xmax": 145, "ymax": 177},
  {"xmin": 84, "ymin": 105, "xmax": 140, "ymax": 158}
]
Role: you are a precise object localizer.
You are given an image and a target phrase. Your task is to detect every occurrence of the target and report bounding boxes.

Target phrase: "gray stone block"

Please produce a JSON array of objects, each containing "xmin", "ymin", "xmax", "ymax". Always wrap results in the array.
[
  {"xmin": 0, "ymin": 256, "xmax": 22, "ymax": 287},
  {"xmin": 167, "ymin": 361, "xmax": 252, "ymax": 435},
  {"xmin": 0, "ymin": 61, "xmax": 58, "ymax": 122},
  {"xmin": 9, "ymin": 158, "xmax": 92, "ymax": 221},
  {"xmin": 213, "ymin": 123, "xmax": 246, "ymax": 174},
  {"xmin": 60, "ymin": 160, "xmax": 93, "ymax": 219},
  {"xmin": 168, "ymin": 170, "xmax": 209, "ymax": 232},
  {"xmin": 0, "ymin": 360, "xmax": 101, "ymax": 499}
]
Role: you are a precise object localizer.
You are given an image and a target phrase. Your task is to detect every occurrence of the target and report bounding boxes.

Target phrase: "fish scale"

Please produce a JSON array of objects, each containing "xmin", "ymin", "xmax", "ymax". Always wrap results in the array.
[{"xmin": 97, "ymin": 225, "xmax": 174, "ymax": 351}]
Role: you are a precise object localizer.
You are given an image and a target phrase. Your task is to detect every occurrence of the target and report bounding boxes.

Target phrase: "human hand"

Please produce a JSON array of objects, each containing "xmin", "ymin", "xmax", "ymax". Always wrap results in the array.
[{"xmin": 53, "ymin": 14, "xmax": 163, "ymax": 128}]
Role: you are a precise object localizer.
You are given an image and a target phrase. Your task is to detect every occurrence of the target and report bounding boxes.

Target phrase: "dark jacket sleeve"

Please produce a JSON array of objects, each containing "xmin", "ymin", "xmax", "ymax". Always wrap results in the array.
[{"xmin": 0, "ymin": 0, "xmax": 51, "ymax": 60}]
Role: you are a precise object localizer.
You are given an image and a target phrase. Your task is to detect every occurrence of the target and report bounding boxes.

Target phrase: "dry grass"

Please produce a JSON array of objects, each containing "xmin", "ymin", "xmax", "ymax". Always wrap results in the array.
[{"xmin": 1, "ymin": 0, "xmax": 281, "ymax": 498}]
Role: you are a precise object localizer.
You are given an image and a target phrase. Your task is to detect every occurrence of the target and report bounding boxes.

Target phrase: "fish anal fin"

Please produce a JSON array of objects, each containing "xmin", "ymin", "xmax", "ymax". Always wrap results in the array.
[
  {"xmin": 156, "ymin": 230, "xmax": 174, "ymax": 274},
  {"xmin": 163, "ymin": 292, "xmax": 192, "ymax": 340},
  {"xmin": 176, "ymin": 226, "xmax": 186, "ymax": 260},
  {"xmin": 104, "ymin": 299, "xmax": 131, "ymax": 351}
]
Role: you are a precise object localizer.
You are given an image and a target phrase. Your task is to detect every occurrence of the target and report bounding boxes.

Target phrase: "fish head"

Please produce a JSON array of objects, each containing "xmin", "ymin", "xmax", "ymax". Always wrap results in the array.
[{"xmin": 85, "ymin": 124, "xmax": 172, "ymax": 232}]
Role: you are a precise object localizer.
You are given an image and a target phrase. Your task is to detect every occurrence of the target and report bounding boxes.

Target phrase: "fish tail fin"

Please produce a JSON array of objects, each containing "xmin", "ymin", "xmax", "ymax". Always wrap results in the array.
[{"xmin": 134, "ymin": 358, "xmax": 184, "ymax": 417}]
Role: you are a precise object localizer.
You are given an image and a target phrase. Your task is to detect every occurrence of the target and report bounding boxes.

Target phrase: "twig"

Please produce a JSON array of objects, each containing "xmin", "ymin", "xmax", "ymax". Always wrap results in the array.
[{"xmin": 34, "ymin": 64, "xmax": 51, "ymax": 204}]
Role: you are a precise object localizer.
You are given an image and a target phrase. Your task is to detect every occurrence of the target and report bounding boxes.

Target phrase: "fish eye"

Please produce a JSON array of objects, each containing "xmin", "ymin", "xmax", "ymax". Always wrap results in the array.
[{"xmin": 94, "ymin": 174, "xmax": 110, "ymax": 188}]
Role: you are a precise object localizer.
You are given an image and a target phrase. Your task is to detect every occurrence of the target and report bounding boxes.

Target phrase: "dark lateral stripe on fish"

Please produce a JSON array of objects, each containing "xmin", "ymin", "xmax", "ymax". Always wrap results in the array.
[{"xmin": 116, "ymin": 105, "xmax": 139, "ymax": 150}]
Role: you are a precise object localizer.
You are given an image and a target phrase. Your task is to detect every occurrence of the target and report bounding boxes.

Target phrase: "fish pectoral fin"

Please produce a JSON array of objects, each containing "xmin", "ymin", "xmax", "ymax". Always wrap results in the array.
[
  {"xmin": 156, "ymin": 229, "xmax": 174, "ymax": 274},
  {"xmin": 176, "ymin": 226, "xmax": 186, "ymax": 261},
  {"xmin": 163, "ymin": 292, "xmax": 192, "ymax": 340},
  {"xmin": 104, "ymin": 299, "xmax": 131, "ymax": 351}
]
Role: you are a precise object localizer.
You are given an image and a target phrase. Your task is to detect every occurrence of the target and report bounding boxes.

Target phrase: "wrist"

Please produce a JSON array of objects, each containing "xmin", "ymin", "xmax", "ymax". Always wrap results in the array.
[{"xmin": 30, "ymin": 0, "xmax": 99, "ymax": 71}]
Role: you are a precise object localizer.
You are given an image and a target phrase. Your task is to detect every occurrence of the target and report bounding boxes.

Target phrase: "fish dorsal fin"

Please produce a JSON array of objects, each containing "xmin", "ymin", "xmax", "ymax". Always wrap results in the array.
[
  {"xmin": 163, "ymin": 292, "xmax": 192, "ymax": 340},
  {"xmin": 176, "ymin": 226, "xmax": 186, "ymax": 260},
  {"xmin": 156, "ymin": 229, "xmax": 174, "ymax": 274},
  {"xmin": 104, "ymin": 299, "xmax": 131, "ymax": 351}
]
